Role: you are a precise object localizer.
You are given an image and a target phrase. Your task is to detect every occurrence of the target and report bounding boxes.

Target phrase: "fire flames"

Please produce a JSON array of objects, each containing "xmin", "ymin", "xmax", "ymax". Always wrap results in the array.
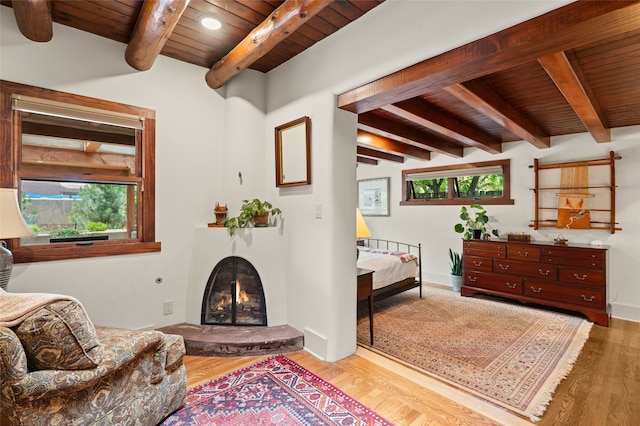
[
  {"xmin": 215, "ymin": 280, "xmax": 249, "ymax": 310},
  {"xmin": 236, "ymin": 280, "xmax": 249, "ymax": 303}
]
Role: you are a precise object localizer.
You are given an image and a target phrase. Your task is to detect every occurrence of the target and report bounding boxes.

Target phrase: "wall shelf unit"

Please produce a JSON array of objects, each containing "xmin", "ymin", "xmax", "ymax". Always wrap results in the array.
[{"xmin": 529, "ymin": 151, "xmax": 621, "ymax": 234}]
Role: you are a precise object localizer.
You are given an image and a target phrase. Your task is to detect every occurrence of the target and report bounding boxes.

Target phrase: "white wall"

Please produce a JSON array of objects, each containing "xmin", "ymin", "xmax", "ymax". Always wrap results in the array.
[
  {"xmin": 1, "ymin": 9, "xmax": 226, "ymax": 329},
  {"xmin": 262, "ymin": 93, "xmax": 358, "ymax": 361},
  {"xmin": 220, "ymin": 70, "xmax": 268, "ymax": 213},
  {"xmin": 356, "ymin": 128, "xmax": 640, "ymax": 322}
]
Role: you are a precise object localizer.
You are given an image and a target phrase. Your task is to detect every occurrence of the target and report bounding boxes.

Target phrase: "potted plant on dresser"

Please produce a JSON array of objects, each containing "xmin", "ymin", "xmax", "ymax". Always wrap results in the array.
[
  {"xmin": 454, "ymin": 204, "xmax": 489, "ymax": 240},
  {"xmin": 449, "ymin": 248, "xmax": 463, "ymax": 292}
]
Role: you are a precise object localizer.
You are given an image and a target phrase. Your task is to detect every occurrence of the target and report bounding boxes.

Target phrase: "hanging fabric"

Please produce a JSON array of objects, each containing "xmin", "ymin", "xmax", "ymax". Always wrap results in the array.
[{"xmin": 557, "ymin": 165, "xmax": 591, "ymax": 229}]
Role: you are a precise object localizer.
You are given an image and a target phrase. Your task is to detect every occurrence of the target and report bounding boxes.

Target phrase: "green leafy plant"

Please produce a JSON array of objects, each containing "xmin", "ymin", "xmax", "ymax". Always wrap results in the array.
[
  {"xmin": 224, "ymin": 199, "xmax": 282, "ymax": 236},
  {"xmin": 449, "ymin": 249, "xmax": 463, "ymax": 276},
  {"xmin": 454, "ymin": 204, "xmax": 489, "ymax": 240},
  {"xmin": 70, "ymin": 184, "xmax": 127, "ymax": 229},
  {"xmin": 49, "ymin": 228, "xmax": 81, "ymax": 238},
  {"xmin": 86, "ymin": 222, "xmax": 108, "ymax": 232}
]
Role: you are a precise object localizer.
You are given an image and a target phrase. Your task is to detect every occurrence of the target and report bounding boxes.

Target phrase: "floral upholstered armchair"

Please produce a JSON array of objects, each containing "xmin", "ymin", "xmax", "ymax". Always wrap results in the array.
[{"xmin": 0, "ymin": 290, "xmax": 186, "ymax": 425}]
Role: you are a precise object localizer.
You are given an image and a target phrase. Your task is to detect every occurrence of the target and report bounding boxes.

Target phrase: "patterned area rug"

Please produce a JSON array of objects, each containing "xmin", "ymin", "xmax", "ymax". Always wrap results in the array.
[
  {"xmin": 357, "ymin": 286, "xmax": 592, "ymax": 421},
  {"xmin": 161, "ymin": 354, "xmax": 392, "ymax": 425}
]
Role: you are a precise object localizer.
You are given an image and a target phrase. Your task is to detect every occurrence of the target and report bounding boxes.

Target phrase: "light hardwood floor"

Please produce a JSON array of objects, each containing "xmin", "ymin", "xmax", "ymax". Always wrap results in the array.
[{"xmin": 183, "ymin": 316, "xmax": 639, "ymax": 426}]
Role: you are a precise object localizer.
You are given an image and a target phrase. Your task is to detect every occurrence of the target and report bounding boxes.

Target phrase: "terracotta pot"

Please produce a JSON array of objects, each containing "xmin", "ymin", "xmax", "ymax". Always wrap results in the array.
[{"xmin": 253, "ymin": 212, "xmax": 269, "ymax": 227}]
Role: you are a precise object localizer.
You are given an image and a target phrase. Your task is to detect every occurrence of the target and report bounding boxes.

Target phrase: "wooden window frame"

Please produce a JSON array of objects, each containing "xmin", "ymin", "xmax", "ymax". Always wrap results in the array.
[
  {"xmin": 0, "ymin": 80, "xmax": 160, "ymax": 263},
  {"xmin": 400, "ymin": 159, "xmax": 515, "ymax": 206}
]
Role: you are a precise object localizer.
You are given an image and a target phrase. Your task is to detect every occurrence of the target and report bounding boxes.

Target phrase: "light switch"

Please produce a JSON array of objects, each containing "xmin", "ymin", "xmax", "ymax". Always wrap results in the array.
[{"xmin": 314, "ymin": 203, "xmax": 322, "ymax": 219}]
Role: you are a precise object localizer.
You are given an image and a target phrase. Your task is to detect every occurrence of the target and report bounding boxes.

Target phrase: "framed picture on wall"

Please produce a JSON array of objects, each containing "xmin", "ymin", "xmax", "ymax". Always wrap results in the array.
[{"xmin": 358, "ymin": 177, "xmax": 390, "ymax": 216}]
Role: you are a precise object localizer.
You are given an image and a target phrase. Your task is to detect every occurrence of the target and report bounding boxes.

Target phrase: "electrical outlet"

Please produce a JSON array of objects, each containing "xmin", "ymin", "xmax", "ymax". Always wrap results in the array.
[{"xmin": 163, "ymin": 300, "xmax": 173, "ymax": 315}]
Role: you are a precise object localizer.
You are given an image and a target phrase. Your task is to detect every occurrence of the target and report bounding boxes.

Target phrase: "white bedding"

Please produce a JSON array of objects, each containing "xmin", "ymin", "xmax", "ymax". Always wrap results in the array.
[{"xmin": 357, "ymin": 250, "xmax": 418, "ymax": 291}]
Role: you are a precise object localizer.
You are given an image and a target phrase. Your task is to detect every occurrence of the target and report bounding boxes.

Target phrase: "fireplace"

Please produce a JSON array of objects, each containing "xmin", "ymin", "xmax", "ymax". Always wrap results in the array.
[{"xmin": 201, "ymin": 256, "xmax": 267, "ymax": 326}]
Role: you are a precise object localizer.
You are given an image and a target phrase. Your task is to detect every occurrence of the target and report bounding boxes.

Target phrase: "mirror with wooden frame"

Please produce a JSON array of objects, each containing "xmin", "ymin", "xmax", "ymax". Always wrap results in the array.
[{"xmin": 275, "ymin": 116, "xmax": 311, "ymax": 187}]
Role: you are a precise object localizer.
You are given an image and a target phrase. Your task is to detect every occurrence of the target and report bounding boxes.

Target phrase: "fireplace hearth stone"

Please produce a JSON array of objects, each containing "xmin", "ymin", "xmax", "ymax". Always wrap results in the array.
[{"xmin": 157, "ymin": 323, "xmax": 303, "ymax": 357}]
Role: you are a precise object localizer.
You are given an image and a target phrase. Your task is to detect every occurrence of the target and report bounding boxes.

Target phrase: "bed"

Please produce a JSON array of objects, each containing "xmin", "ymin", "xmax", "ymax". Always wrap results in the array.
[{"xmin": 356, "ymin": 238, "xmax": 422, "ymax": 300}]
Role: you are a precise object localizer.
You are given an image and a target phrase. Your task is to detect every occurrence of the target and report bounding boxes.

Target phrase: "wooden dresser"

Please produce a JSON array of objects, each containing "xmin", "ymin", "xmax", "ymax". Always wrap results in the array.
[{"xmin": 461, "ymin": 239, "xmax": 609, "ymax": 326}]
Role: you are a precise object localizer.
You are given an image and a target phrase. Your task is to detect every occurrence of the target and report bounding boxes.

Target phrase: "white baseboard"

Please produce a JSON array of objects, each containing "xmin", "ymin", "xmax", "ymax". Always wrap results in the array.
[
  {"xmin": 611, "ymin": 302, "xmax": 640, "ymax": 323},
  {"xmin": 303, "ymin": 327, "xmax": 327, "ymax": 360}
]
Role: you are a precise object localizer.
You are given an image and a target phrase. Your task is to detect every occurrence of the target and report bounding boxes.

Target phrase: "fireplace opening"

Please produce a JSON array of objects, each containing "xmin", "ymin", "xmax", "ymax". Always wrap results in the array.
[{"xmin": 201, "ymin": 256, "xmax": 267, "ymax": 326}]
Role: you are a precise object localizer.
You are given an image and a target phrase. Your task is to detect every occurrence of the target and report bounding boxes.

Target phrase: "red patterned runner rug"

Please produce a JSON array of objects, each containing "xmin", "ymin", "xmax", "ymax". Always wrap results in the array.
[
  {"xmin": 357, "ymin": 286, "xmax": 592, "ymax": 422},
  {"xmin": 161, "ymin": 354, "xmax": 392, "ymax": 426}
]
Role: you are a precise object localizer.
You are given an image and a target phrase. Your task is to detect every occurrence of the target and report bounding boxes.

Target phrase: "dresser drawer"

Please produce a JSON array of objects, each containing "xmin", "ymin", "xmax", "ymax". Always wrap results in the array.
[
  {"xmin": 525, "ymin": 281, "xmax": 605, "ymax": 309},
  {"xmin": 543, "ymin": 247, "xmax": 605, "ymax": 261},
  {"xmin": 464, "ymin": 256, "xmax": 492, "ymax": 272},
  {"xmin": 507, "ymin": 245, "xmax": 541, "ymax": 262},
  {"xmin": 494, "ymin": 260, "xmax": 557, "ymax": 280},
  {"xmin": 559, "ymin": 268, "xmax": 604, "ymax": 287},
  {"xmin": 463, "ymin": 241, "xmax": 506, "ymax": 258},
  {"xmin": 464, "ymin": 271, "xmax": 522, "ymax": 295},
  {"xmin": 543, "ymin": 256, "xmax": 604, "ymax": 269},
  {"xmin": 467, "ymin": 249, "xmax": 505, "ymax": 258},
  {"xmin": 464, "ymin": 241, "xmax": 506, "ymax": 253}
]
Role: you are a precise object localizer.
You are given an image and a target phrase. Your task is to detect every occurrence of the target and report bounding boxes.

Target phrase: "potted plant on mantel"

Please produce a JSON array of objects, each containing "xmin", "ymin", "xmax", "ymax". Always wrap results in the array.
[
  {"xmin": 454, "ymin": 204, "xmax": 489, "ymax": 240},
  {"xmin": 449, "ymin": 248, "xmax": 463, "ymax": 292},
  {"xmin": 224, "ymin": 198, "xmax": 282, "ymax": 236}
]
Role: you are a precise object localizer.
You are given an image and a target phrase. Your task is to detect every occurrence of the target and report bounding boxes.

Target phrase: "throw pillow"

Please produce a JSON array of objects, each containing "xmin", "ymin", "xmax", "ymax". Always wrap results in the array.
[{"xmin": 14, "ymin": 300, "xmax": 103, "ymax": 370}]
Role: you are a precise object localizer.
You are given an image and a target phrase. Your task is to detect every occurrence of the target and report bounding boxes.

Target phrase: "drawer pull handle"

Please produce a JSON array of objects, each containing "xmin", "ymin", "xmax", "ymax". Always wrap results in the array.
[
  {"xmin": 574, "ymin": 273, "xmax": 588, "ymax": 281},
  {"xmin": 538, "ymin": 269, "xmax": 551, "ymax": 276},
  {"xmin": 473, "ymin": 261, "xmax": 483, "ymax": 266},
  {"xmin": 531, "ymin": 287, "xmax": 542, "ymax": 293},
  {"xmin": 506, "ymin": 282, "xmax": 517, "ymax": 289},
  {"xmin": 468, "ymin": 276, "xmax": 477, "ymax": 282},
  {"xmin": 498, "ymin": 264, "xmax": 509, "ymax": 270},
  {"xmin": 581, "ymin": 294, "xmax": 595, "ymax": 302},
  {"xmin": 517, "ymin": 250, "xmax": 529, "ymax": 257}
]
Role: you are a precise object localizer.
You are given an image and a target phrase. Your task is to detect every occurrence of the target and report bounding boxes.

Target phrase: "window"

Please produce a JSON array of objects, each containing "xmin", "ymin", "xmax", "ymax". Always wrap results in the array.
[
  {"xmin": 1, "ymin": 80, "xmax": 160, "ymax": 263},
  {"xmin": 401, "ymin": 159, "xmax": 514, "ymax": 206}
]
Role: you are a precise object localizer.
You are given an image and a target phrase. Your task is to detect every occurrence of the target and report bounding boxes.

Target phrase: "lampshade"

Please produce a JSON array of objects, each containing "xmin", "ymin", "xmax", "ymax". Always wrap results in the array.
[
  {"xmin": 0, "ymin": 189, "xmax": 33, "ymax": 238},
  {"xmin": 1, "ymin": 188, "xmax": 34, "ymax": 291},
  {"xmin": 356, "ymin": 208, "xmax": 371, "ymax": 239}
]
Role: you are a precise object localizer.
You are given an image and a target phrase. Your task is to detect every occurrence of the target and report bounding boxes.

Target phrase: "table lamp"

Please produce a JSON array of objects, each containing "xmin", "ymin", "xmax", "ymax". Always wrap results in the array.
[
  {"xmin": 0, "ymin": 188, "xmax": 34, "ymax": 290},
  {"xmin": 356, "ymin": 208, "xmax": 371, "ymax": 260},
  {"xmin": 356, "ymin": 208, "xmax": 371, "ymax": 240}
]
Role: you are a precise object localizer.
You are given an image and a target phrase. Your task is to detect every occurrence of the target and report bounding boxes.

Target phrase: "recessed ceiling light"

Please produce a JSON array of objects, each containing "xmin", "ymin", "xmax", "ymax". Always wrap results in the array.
[{"xmin": 201, "ymin": 17, "xmax": 221, "ymax": 30}]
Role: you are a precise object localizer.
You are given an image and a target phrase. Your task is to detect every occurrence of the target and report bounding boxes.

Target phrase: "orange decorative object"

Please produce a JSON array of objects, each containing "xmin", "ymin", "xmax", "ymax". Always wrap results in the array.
[{"xmin": 208, "ymin": 202, "xmax": 228, "ymax": 227}]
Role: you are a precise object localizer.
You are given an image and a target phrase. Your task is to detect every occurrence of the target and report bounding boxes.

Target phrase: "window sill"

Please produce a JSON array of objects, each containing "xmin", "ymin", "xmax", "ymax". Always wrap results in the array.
[{"xmin": 13, "ymin": 241, "xmax": 161, "ymax": 263}]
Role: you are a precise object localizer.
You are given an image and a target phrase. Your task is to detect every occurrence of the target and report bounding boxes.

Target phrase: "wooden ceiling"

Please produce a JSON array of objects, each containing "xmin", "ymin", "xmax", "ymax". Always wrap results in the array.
[
  {"xmin": 1, "ymin": 0, "xmax": 383, "ymax": 87},
  {"xmin": 3, "ymin": 1, "xmax": 640, "ymax": 165},
  {"xmin": 341, "ymin": 1, "xmax": 640, "ymax": 165}
]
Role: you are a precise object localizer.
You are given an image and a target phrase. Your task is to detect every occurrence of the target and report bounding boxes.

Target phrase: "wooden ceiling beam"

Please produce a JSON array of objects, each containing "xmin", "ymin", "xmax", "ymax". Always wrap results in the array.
[
  {"xmin": 444, "ymin": 80, "xmax": 551, "ymax": 149},
  {"xmin": 357, "ymin": 130, "xmax": 431, "ymax": 161},
  {"xmin": 358, "ymin": 113, "xmax": 462, "ymax": 158},
  {"xmin": 357, "ymin": 156, "xmax": 378, "ymax": 165},
  {"xmin": 12, "ymin": 0, "xmax": 53, "ymax": 42},
  {"xmin": 383, "ymin": 99, "xmax": 502, "ymax": 154},
  {"xmin": 125, "ymin": 0, "xmax": 189, "ymax": 71},
  {"xmin": 205, "ymin": 0, "xmax": 332, "ymax": 89},
  {"xmin": 538, "ymin": 51, "xmax": 611, "ymax": 143},
  {"xmin": 357, "ymin": 146, "xmax": 404, "ymax": 163},
  {"xmin": 338, "ymin": 1, "xmax": 640, "ymax": 114},
  {"xmin": 22, "ymin": 145, "xmax": 135, "ymax": 173}
]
